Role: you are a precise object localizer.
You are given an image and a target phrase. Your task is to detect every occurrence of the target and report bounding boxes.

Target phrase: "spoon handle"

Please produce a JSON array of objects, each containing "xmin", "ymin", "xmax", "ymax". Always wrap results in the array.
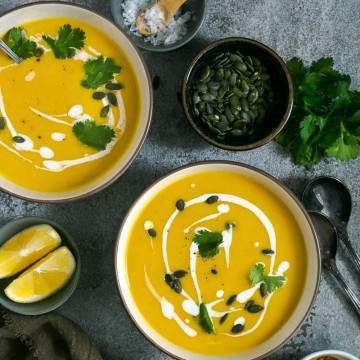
[
  {"xmin": 337, "ymin": 223, "xmax": 360, "ymax": 274},
  {"xmin": 0, "ymin": 39, "xmax": 22, "ymax": 64},
  {"xmin": 330, "ymin": 262, "xmax": 360, "ymax": 318}
]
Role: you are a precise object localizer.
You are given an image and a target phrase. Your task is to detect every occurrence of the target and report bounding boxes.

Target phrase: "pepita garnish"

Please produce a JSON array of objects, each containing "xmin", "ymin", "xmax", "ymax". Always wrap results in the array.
[
  {"xmin": 226, "ymin": 294, "xmax": 237, "ymax": 306},
  {"xmin": 13, "ymin": 135, "xmax": 25, "ymax": 143},
  {"xmin": 147, "ymin": 228, "xmax": 157, "ymax": 238},
  {"xmin": 231, "ymin": 323, "xmax": 244, "ymax": 333},
  {"xmin": 0, "ymin": 116, "xmax": 5, "ymax": 130},
  {"xmin": 219, "ymin": 313, "xmax": 229, "ymax": 324},
  {"xmin": 107, "ymin": 92, "xmax": 118, "ymax": 106},
  {"xmin": 205, "ymin": 195, "xmax": 219, "ymax": 204},
  {"xmin": 34, "ymin": 47, "xmax": 44, "ymax": 58},
  {"xmin": 244, "ymin": 299, "xmax": 263, "ymax": 313},
  {"xmin": 92, "ymin": 91, "xmax": 106, "ymax": 100},
  {"xmin": 260, "ymin": 282, "xmax": 267, "ymax": 297},
  {"xmin": 173, "ymin": 270, "xmax": 188, "ymax": 278},
  {"xmin": 190, "ymin": 51, "xmax": 273, "ymax": 140},
  {"xmin": 100, "ymin": 104, "xmax": 110, "ymax": 117},
  {"xmin": 262, "ymin": 248, "xmax": 275, "ymax": 255},
  {"xmin": 176, "ymin": 199, "xmax": 185, "ymax": 211},
  {"xmin": 164, "ymin": 273, "xmax": 182, "ymax": 294},
  {"xmin": 105, "ymin": 82, "xmax": 123, "ymax": 90}
]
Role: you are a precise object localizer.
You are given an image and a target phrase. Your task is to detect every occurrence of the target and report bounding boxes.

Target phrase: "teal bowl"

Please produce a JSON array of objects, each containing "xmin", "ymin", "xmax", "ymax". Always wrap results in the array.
[
  {"xmin": 0, "ymin": 217, "xmax": 80, "ymax": 315},
  {"xmin": 111, "ymin": 0, "xmax": 207, "ymax": 52}
]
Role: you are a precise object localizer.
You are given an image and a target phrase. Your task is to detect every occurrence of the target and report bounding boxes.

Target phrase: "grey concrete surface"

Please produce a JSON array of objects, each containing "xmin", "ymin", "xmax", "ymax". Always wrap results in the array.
[{"xmin": 0, "ymin": 0, "xmax": 359, "ymax": 359}]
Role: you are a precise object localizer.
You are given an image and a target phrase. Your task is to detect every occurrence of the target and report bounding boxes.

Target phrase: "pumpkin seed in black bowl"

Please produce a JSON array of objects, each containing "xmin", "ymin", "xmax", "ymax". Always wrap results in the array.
[{"xmin": 182, "ymin": 38, "xmax": 294, "ymax": 151}]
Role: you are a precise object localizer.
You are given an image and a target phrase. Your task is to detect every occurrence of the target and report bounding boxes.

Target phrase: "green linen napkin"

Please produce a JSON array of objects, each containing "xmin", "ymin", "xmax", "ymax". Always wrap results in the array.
[{"xmin": 0, "ymin": 310, "xmax": 103, "ymax": 360}]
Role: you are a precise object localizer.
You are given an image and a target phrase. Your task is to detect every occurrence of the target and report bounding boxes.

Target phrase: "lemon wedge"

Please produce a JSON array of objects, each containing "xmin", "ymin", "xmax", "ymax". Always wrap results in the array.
[
  {"xmin": 0, "ymin": 224, "xmax": 61, "ymax": 279},
  {"xmin": 4, "ymin": 246, "xmax": 76, "ymax": 303}
]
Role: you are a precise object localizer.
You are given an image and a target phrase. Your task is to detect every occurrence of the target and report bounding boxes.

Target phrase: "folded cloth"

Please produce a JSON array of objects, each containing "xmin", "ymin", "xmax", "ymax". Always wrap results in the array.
[{"xmin": 0, "ymin": 310, "xmax": 103, "ymax": 360}]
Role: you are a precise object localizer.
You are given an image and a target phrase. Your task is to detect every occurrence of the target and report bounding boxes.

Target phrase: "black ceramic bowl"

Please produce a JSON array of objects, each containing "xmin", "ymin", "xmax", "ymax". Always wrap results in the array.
[{"xmin": 182, "ymin": 37, "xmax": 294, "ymax": 151}]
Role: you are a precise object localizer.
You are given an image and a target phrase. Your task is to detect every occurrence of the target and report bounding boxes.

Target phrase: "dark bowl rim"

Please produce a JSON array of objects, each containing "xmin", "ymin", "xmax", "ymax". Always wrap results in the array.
[
  {"xmin": 111, "ymin": 0, "xmax": 208, "ymax": 52},
  {"xmin": 182, "ymin": 37, "xmax": 294, "ymax": 151},
  {"xmin": 114, "ymin": 160, "xmax": 321, "ymax": 360},
  {"xmin": 0, "ymin": 216, "xmax": 81, "ymax": 315},
  {"xmin": 0, "ymin": 1, "xmax": 153, "ymax": 204}
]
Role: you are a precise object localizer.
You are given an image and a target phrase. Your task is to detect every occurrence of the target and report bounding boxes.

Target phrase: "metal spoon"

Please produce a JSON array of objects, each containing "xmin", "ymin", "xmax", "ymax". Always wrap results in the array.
[
  {"xmin": 309, "ymin": 211, "xmax": 360, "ymax": 318},
  {"xmin": 0, "ymin": 39, "xmax": 22, "ymax": 63},
  {"xmin": 303, "ymin": 176, "xmax": 360, "ymax": 274}
]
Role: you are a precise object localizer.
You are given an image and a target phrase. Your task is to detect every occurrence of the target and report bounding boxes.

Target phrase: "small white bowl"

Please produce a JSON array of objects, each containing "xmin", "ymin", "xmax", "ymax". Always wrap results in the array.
[
  {"xmin": 0, "ymin": 2, "xmax": 152, "ymax": 202},
  {"xmin": 302, "ymin": 350, "xmax": 360, "ymax": 360},
  {"xmin": 115, "ymin": 161, "xmax": 321, "ymax": 360}
]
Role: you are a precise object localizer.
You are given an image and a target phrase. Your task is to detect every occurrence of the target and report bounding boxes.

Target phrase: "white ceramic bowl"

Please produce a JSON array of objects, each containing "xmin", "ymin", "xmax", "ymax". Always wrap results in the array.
[
  {"xmin": 115, "ymin": 161, "xmax": 321, "ymax": 360},
  {"xmin": 0, "ymin": 2, "xmax": 152, "ymax": 202},
  {"xmin": 302, "ymin": 350, "xmax": 360, "ymax": 360}
]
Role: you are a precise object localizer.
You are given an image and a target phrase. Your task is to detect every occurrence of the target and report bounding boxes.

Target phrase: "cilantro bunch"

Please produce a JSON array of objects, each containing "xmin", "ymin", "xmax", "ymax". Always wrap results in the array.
[{"xmin": 276, "ymin": 57, "xmax": 360, "ymax": 167}]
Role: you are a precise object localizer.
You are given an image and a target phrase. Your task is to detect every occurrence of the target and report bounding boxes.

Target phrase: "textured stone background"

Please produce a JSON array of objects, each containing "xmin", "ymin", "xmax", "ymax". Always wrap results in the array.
[{"xmin": 0, "ymin": 0, "xmax": 359, "ymax": 359}]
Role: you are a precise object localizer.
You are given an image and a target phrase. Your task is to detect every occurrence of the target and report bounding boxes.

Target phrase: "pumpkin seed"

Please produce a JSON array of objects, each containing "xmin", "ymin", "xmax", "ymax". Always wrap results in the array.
[
  {"xmin": 164, "ymin": 273, "xmax": 182, "ymax": 294},
  {"xmin": 0, "ymin": 116, "xmax": 5, "ymax": 129},
  {"xmin": 244, "ymin": 300, "xmax": 255, "ymax": 310},
  {"xmin": 34, "ymin": 47, "xmax": 44, "ymax": 57},
  {"xmin": 92, "ymin": 91, "xmax": 106, "ymax": 100},
  {"xmin": 200, "ymin": 65, "xmax": 211, "ymax": 81},
  {"xmin": 106, "ymin": 82, "xmax": 123, "ymax": 90},
  {"xmin": 100, "ymin": 105, "xmax": 110, "ymax": 117},
  {"xmin": 246, "ymin": 304, "xmax": 264, "ymax": 313},
  {"xmin": 231, "ymin": 324, "xmax": 244, "ymax": 333},
  {"xmin": 260, "ymin": 283, "xmax": 267, "ymax": 297},
  {"xmin": 219, "ymin": 313, "xmax": 229, "ymax": 324},
  {"xmin": 206, "ymin": 195, "xmax": 219, "ymax": 204},
  {"xmin": 173, "ymin": 270, "xmax": 188, "ymax": 278},
  {"xmin": 262, "ymin": 248, "xmax": 275, "ymax": 255},
  {"xmin": 147, "ymin": 228, "xmax": 157, "ymax": 237},
  {"xmin": 13, "ymin": 135, "xmax": 25, "ymax": 143},
  {"xmin": 107, "ymin": 92, "xmax": 118, "ymax": 106},
  {"xmin": 226, "ymin": 294, "xmax": 237, "ymax": 306},
  {"xmin": 176, "ymin": 199, "xmax": 185, "ymax": 211}
]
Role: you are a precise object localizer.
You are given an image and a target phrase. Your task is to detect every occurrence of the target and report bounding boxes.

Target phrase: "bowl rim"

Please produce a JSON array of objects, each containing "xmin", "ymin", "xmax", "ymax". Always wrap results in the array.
[
  {"xmin": 0, "ymin": 216, "xmax": 81, "ymax": 315},
  {"xmin": 301, "ymin": 349, "xmax": 360, "ymax": 360},
  {"xmin": 0, "ymin": 1, "xmax": 153, "ymax": 203},
  {"xmin": 111, "ymin": 0, "xmax": 208, "ymax": 52},
  {"xmin": 182, "ymin": 37, "xmax": 294, "ymax": 151},
  {"xmin": 114, "ymin": 160, "xmax": 321, "ymax": 360}
]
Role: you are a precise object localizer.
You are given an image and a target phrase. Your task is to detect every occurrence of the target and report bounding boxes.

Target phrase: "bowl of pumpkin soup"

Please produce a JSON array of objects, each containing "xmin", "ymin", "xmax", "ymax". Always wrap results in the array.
[
  {"xmin": 0, "ymin": 3, "xmax": 152, "ymax": 202},
  {"xmin": 115, "ymin": 161, "xmax": 320, "ymax": 359}
]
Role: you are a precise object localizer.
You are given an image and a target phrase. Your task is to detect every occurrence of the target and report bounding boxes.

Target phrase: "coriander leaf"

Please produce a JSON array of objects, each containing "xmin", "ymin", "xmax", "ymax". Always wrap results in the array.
[
  {"xmin": 5, "ymin": 27, "xmax": 38, "ymax": 59},
  {"xmin": 43, "ymin": 24, "xmax": 85, "ymax": 59},
  {"xmin": 193, "ymin": 230, "xmax": 223, "ymax": 258},
  {"xmin": 199, "ymin": 303, "xmax": 214, "ymax": 334},
  {"xmin": 248, "ymin": 263, "xmax": 286, "ymax": 294},
  {"xmin": 326, "ymin": 123, "xmax": 359, "ymax": 160},
  {"xmin": 287, "ymin": 57, "xmax": 306, "ymax": 87},
  {"xmin": 263, "ymin": 275, "xmax": 286, "ymax": 293},
  {"xmin": 81, "ymin": 56, "xmax": 121, "ymax": 89},
  {"xmin": 276, "ymin": 56, "xmax": 360, "ymax": 166},
  {"xmin": 299, "ymin": 115, "xmax": 327, "ymax": 143},
  {"xmin": 249, "ymin": 263, "xmax": 265, "ymax": 285},
  {"xmin": 309, "ymin": 57, "xmax": 334, "ymax": 72},
  {"xmin": 72, "ymin": 119, "xmax": 115, "ymax": 150}
]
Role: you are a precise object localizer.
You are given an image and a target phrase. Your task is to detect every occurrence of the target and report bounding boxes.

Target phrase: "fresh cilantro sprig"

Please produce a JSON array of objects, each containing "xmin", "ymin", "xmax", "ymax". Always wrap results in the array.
[
  {"xmin": 72, "ymin": 120, "xmax": 115, "ymax": 150},
  {"xmin": 81, "ymin": 56, "xmax": 121, "ymax": 89},
  {"xmin": 276, "ymin": 57, "xmax": 360, "ymax": 166},
  {"xmin": 43, "ymin": 24, "xmax": 85, "ymax": 59},
  {"xmin": 5, "ymin": 27, "xmax": 38, "ymax": 59},
  {"xmin": 198, "ymin": 303, "xmax": 214, "ymax": 334},
  {"xmin": 249, "ymin": 263, "xmax": 285, "ymax": 293},
  {"xmin": 193, "ymin": 230, "xmax": 223, "ymax": 258}
]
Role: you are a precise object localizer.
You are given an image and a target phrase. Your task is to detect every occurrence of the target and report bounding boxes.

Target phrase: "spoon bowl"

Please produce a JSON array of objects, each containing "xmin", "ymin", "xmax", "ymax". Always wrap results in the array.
[
  {"xmin": 309, "ymin": 211, "xmax": 337, "ymax": 268},
  {"xmin": 302, "ymin": 176, "xmax": 352, "ymax": 224}
]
